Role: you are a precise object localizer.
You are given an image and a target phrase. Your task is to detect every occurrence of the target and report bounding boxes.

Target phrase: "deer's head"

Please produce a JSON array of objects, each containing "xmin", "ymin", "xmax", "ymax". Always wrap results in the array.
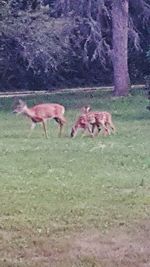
[
  {"xmin": 81, "ymin": 105, "xmax": 91, "ymax": 114},
  {"xmin": 13, "ymin": 99, "xmax": 27, "ymax": 114}
]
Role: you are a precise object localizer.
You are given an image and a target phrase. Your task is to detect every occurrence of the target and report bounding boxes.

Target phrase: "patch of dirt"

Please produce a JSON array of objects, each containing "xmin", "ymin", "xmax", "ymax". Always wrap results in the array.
[
  {"xmin": 69, "ymin": 220, "xmax": 150, "ymax": 267},
  {"xmin": 0, "ymin": 220, "xmax": 150, "ymax": 267}
]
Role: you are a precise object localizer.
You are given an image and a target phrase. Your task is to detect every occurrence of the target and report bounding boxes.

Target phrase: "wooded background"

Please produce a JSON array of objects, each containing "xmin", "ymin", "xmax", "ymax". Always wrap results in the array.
[{"xmin": 0, "ymin": 0, "xmax": 150, "ymax": 94}]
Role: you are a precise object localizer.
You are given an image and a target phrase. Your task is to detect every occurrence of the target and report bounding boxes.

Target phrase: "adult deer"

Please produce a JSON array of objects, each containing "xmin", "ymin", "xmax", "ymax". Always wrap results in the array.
[{"xmin": 13, "ymin": 99, "xmax": 66, "ymax": 138}]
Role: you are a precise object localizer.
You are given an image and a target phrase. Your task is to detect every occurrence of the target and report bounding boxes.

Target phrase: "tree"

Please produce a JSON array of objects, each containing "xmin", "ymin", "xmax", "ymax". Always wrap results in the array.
[
  {"xmin": 0, "ymin": 0, "xmax": 150, "ymax": 91},
  {"xmin": 0, "ymin": 1, "xmax": 71, "ymax": 90},
  {"xmin": 52, "ymin": 0, "xmax": 150, "ymax": 95},
  {"xmin": 112, "ymin": 0, "xmax": 129, "ymax": 96}
]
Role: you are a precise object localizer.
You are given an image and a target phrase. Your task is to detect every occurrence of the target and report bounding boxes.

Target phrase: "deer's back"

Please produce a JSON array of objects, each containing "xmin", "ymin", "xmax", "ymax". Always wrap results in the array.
[
  {"xmin": 85, "ymin": 111, "xmax": 112, "ymax": 125},
  {"xmin": 31, "ymin": 103, "xmax": 65, "ymax": 119}
]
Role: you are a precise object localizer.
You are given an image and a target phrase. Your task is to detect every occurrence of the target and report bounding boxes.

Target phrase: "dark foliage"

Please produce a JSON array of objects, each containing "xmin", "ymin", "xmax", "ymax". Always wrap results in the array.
[{"xmin": 0, "ymin": 0, "xmax": 150, "ymax": 91}]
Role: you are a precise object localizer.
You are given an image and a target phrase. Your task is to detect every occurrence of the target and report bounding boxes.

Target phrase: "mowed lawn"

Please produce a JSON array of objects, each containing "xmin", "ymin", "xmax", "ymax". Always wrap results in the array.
[{"xmin": 0, "ymin": 88, "xmax": 150, "ymax": 267}]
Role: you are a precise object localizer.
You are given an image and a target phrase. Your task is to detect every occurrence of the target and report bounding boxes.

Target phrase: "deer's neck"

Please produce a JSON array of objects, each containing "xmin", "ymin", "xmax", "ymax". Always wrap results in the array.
[{"xmin": 23, "ymin": 107, "xmax": 35, "ymax": 119}]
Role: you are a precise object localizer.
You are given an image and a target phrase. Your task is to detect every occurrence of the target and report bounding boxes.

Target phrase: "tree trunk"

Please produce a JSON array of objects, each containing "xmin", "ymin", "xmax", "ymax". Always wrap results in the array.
[{"xmin": 112, "ymin": 0, "xmax": 129, "ymax": 96}]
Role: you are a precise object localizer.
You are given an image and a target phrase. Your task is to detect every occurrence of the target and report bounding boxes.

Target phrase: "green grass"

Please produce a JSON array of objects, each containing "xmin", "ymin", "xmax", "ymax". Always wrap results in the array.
[{"xmin": 0, "ymin": 88, "xmax": 150, "ymax": 266}]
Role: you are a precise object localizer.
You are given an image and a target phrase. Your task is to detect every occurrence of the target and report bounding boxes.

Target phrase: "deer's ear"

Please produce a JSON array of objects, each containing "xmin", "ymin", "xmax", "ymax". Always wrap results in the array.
[
  {"xmin": 83, "ymin": 105, "xmax": 91, "ymax": 112},
  {"xmin": 19, "ymin": 99, "xmax": 26, "ymax": 106},
  {"xmin": 87, "ymin": 106, "xmax": 91, "ymax": 112}
]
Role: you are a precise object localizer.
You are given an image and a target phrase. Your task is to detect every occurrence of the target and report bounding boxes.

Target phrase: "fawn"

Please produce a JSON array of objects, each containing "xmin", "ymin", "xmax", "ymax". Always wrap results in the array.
[
  {"xmin": 71, "ymin": 105, "xmax": 115, "ymax": 137},
  {"xmin": 83, "ymin": 105, "xmax": 115, "ymax": 135},
  {"xmin": 13, "ymin": 99, "xmax": 66, "ymax": 138},
  {"xmin": 90, "ymin": 111, "xmax": 115, "ymax": 136},
  {"xmin": 70, "ymin": 112, "xmax": 96, "ymax": 137}
]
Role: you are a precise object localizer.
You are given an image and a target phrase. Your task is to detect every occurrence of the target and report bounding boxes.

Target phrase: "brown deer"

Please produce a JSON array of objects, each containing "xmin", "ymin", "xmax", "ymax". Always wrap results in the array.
[
  {"xmin": 91, "ymin": 111, "xmax": 115, "ymax": 136},
  {"xmin": 70, "ymin": 112, "xmax": 95, "ymax": 138},
  {"xmin": 71, "ymin": 106, "xmax": 115, "ymax": 137},
  {"xmin": 82, "ymin": 106, "xmax": 115, "ymax": 135},
  {"xmin": 13, "ymin": 99, "xmax": 66, "ymax": 138}
]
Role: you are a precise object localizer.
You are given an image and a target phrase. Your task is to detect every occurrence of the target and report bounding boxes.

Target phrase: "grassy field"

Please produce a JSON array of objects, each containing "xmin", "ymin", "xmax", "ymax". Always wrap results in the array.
[{"xmin": 0, "ymin": 88, "xmax": 150, "ymax": 267}]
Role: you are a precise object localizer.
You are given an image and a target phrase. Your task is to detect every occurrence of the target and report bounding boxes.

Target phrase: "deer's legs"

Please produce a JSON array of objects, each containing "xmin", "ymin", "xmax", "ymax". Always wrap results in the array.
[
  {"xmin": 54, "ymin": 116, "xmax": 66, "ymax": 137},
  {"xmin": 87, "ymin": 125, "xmax": 94, "ymax": 137},
  {"xmin": 91, "ymin": 123, "xmax": 101, "ymax": 136},
  {"xmin": 110, "ymin": 122, "xmax": 116, "ymax": 133},
  {"xmin": 54, "ymin": 118, "xmax": 63, "ymax": 137},
  {"xmin": 91, "ymin": 124, "xmax": 96, "ymax": 134},
  {"xmin": 105, "ymin": 122, "xmax": 115, "ymax": 135},
  {"xmin": 42, "ymin": 120, "xmax": 48, "ymax": 139},
  {"xmin": 58, "ymin": 121, "xmax": 63, "ymax": 137},
  {"xmin": 28, "ymin": 122, "xmax": 36, "ymax": 138},
  {"xmin": 81, "ymin": 124, "xmax": 93, "ymax": 137},
  {"xmin": 81, "ymin": 126, "xmax": 88, "ymax": 137},
  {"xmin": 98, "ymin": 122, "xmax": 110, "ymax": 136},
  {"xmin": 103, "ymin": 125, "xmax": 110, "ymax": 136}
]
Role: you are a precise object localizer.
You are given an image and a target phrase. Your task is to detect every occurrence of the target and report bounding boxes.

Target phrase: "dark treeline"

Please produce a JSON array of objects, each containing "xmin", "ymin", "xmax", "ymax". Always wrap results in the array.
[{"xmin": 0, "ymin": 0, "xmax": 150, "ymax": 91}]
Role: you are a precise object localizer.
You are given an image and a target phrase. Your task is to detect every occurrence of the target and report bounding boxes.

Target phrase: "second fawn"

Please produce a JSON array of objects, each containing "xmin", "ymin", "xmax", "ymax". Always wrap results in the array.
[
  {"xmin": 83, "ymin": 105, "xmax": 115, "ymax": 135},
  {"xmin": 13, "ymin": 99, "xmax": 66, "ymax": 138},
  {"xmin": 71, "ymin": 106, "xmax": 115, "ymax": 137}
]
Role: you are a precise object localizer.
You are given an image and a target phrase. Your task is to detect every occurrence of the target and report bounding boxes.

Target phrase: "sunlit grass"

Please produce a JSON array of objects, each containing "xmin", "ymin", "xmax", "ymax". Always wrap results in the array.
[{"xmin": 0, "ymin": 88, "xmax": 150, "ymax": 266}]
